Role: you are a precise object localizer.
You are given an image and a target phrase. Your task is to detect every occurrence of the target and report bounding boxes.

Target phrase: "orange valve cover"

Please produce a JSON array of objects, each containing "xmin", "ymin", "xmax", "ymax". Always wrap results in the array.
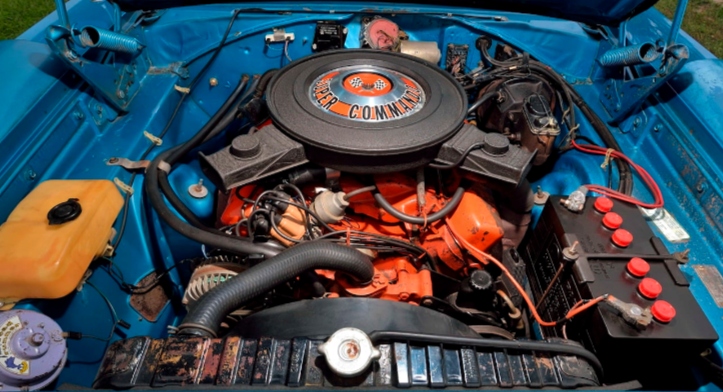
[{"xmin": 0, "ymin": 180, "xmax": 123, "ymax": 303}]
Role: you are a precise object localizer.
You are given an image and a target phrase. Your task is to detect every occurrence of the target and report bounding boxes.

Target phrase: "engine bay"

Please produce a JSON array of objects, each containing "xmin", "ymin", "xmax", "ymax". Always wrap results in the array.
[{"xmin": 1, "ymin": 3, "xmax": 722, "ymax": 391}]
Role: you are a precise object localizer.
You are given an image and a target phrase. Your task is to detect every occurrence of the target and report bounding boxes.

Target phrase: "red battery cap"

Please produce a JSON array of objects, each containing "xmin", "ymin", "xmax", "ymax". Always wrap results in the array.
[
  {"xmin": 626, "ymin": 257, "xmax": 650, "ymax": 277},
  {"xmin": 594, "ymin": 197, "xmax": 614, "ymax": 213},
  {"xmin": 611, "ymin": 229, "xmax": 633, "ymax": 247},
  {"xmin": 651, "ymin": 300, "xmax": 676, "ymax": 323},
  {"xmin": 602, "ymin": 212, "xmax": 623, "ymax": 229},
  {"xmin": 638, "ymin": 277, "xmax": 663, "ymax": 299}
]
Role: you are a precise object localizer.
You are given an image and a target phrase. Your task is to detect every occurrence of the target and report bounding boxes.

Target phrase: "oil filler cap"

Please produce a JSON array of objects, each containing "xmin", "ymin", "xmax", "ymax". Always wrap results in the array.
[
  {"xmin": 47, "ymin": 198, "xmax": 82, "ymax": 225},
  {"xmin": 638, "ymin": 277, "xmax": 663, "ymax": 299},
  {"xmin": 651, "ymin": 300, "xmax": 676, "ymax": 323}
]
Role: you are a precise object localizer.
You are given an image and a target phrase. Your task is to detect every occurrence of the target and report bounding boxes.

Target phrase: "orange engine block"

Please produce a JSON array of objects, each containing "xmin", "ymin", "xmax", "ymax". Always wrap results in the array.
[{"xmin": 220, "ymin": 173, "xmax": 505, "ymax": 305}]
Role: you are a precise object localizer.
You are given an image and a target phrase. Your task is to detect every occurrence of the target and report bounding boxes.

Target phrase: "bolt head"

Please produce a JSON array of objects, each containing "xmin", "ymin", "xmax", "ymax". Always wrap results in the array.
[
  {"xmin": 209, "ymin": 78, "xmax": 219, "ymax": 87},
  {"xmin": 116, "ymin": 90, "xmax": 126, "ymax": 99},
  {"xmin": 31, "ymin": 333, "xmax": 45, "ymax": 345}
]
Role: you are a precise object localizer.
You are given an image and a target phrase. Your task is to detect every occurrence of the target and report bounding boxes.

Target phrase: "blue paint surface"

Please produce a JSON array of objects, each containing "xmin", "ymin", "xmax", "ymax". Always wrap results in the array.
[{"xmin": 0, "ymin": 1, "xmax": 721, "ymax": 389}]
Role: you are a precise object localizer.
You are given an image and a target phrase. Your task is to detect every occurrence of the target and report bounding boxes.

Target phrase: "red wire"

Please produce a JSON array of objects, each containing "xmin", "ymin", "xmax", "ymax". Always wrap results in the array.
[{"xmin": 571, "ymin": 140, "xmax": 664, "ymax": 209}]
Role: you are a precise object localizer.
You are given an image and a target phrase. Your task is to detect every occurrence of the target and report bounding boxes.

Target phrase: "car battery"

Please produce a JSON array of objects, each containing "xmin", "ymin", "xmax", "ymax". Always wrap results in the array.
[{"xmin": 521, "ymin": 196, "xmax": 718, "ymax": 384}]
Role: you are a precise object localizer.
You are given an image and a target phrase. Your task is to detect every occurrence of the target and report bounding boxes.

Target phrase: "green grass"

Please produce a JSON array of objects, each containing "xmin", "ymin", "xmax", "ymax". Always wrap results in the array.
[
  {"xmin": 0, "ymin": 0, "xmax": 720, "ymax": 57},
  {"xmin": 657, "ymin": 0, "xmax": 723, "ymax": 57},
  {"xmin": 0, "ymin": 0, "xmax": 56, "ymax": 40}
]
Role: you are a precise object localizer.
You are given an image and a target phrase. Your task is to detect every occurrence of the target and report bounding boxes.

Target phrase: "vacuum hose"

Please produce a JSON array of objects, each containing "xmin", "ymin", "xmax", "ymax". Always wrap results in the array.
[
  {"xmin": 373, "ymin": 187, "xmax": 465, "ymax": 225},
  {"xmin": 178, "ymin": 242, "xmax": 375, "ymax": 337}
]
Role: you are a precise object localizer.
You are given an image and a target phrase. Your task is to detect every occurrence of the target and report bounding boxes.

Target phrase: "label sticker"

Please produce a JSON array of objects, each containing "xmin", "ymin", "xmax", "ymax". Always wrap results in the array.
[
  {"xmin": 694, "ymin": 265, "xmax": 723, "ymax": 308},
  {"xmin": 0, "ymin": 315, "xmax": 30, "ymax": 375},
  {"xmin": 639, "ymin": 207, "xmax": 690, "ymax": 243},
  {"xmin": 310, "ymin": 67, "xmax": 426, "ymax": 123}
]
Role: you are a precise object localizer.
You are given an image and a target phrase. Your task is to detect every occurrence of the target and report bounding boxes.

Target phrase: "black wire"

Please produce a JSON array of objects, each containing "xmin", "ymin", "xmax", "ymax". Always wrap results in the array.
[
  {"xmin": 80, "ymin": 281, "xmax": 120, "ymax": 341},
  {"xmin": 257, "ymin": 195, "xmax": 336, "ymax": 233},
  {"xmin": 202, "ymin": 76, "xmax": 261, "ymax": 144},
  {"xmin": 99, "ymin": 256, "xmax": 187, "ymax": 295},
  {"xmin": 476, "ymin": 37, "xmax": 632, "ymax": 195},
  {"xmin": 343, "ymin": 185, "xmax": 377, "ymax": 201},
  {"xmin": 467, "ymin": 91, "xmax": 502, "ymax": 115},
  {"xmin": 373, "ymin": 187, "xmax": 465, "ymax": 226},
  {"xmin": 274, "ymin": 183, "xmax": 311, "ymax": 240},
  {"xmin": 315, "ymin": 230, "xmax": 428, "ymax": 258},
  {"xmin": 111, "ymin": 9, "xmax": 245, "ymax": 251}
]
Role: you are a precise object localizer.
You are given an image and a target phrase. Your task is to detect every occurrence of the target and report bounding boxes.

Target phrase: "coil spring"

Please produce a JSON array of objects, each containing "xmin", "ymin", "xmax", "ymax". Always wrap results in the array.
[
  {"xmin": 80, "ymin": 26, "xmax": 141, "ymax": 55},
  {"xmin": 598, "ymin": 42, "xmax": 659, "ymax": 67}
]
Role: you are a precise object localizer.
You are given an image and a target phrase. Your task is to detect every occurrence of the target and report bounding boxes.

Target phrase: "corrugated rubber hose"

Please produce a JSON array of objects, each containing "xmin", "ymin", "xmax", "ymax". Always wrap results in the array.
[{"xmin": 177, "ymin": 242, "xmax": 375, "ymax": 337}]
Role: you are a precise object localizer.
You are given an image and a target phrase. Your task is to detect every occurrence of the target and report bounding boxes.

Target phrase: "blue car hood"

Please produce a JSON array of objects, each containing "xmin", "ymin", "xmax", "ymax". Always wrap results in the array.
[{"xmin": 114, "ymin": 0, "xmax": 658, "ymax": 26}]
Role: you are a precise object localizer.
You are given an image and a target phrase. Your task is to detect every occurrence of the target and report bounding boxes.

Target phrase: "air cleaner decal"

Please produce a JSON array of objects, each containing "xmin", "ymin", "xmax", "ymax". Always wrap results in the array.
[{"xmin": 310, "ymin": 67, "xmax": 426, "ymax": 122}]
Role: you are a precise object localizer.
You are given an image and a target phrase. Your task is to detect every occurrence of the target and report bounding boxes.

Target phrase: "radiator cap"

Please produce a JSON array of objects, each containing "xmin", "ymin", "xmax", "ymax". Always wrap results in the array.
[{"xmin": 318, "ymin": 327, "xmax": 381, "ymax": 377}]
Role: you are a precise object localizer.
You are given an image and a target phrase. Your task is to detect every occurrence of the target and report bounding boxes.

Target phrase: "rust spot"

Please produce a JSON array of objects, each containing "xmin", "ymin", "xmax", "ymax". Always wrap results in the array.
[
  {"xmin": 535, "ymin": 356, "xmax": 554, "ymax": 371},
  {"xmin": 130, "ymin": 272, "xmax": 170, "ymax": 322},
  {"xmin": 345, "ymin": 343, "xmax": 360, "ymax": 359}
]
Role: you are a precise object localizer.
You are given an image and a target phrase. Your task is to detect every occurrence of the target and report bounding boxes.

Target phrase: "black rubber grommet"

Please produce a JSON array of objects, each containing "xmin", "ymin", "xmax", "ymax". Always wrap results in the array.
[{"xmin": 48, "ymin": 198, "xmax": 82, "ymax": 225}]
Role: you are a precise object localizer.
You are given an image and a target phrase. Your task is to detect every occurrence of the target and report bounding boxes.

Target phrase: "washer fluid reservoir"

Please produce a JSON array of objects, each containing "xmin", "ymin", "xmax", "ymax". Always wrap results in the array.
[{"xmin": 0, "ymin": 180, "xmax": 123, "ymax": 305}]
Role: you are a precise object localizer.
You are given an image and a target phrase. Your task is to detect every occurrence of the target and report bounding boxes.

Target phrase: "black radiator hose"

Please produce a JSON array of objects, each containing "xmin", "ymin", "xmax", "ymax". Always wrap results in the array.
[
  {"xmin": 177, "ymin": 242, "xmax": 375, "ymax": 337},
  {"xmin": 146, "ymin": 150, "xmax": 282, "ymax": 259}
]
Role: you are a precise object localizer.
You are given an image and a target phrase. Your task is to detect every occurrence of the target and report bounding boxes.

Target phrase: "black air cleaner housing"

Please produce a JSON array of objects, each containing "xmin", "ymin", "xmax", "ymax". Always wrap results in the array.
[
  {"xmin": 201, "ymin": 50, "xmax": 535, "ymax": 190},
  {"xmin": 266, "ymin": 50, "xmax": 466, "ymax": 173}
]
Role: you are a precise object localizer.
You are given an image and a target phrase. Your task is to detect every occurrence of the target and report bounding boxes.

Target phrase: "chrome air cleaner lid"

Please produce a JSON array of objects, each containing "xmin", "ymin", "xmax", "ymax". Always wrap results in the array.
[
  {"xmin": 310, "ymin": 66, "xmax": 426, "ymax": 122},
  {"xmin": 266, "ymin": 50, "xmax": 466, "ymax": 173}
]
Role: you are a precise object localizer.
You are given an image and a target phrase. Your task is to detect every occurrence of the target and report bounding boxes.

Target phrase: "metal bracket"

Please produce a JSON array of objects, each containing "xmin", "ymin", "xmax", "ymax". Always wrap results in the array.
[
  {"xmin": 107, "ymin": 157, "xmax": 150, "ymax": 171},
  {"xmin": 265, "ymin": 28, "xmax": 295, "ymax": 43},
  {"xmin": 600, "ymin": 44, "xmax": 688, "ymax": 124},
  {"xmin": 600, "ymin": 0, "xmax": 691, "ymax": 125},
  {"xmin": 45, "ymin": 0, "xmax": 146, "ymax": 113}
]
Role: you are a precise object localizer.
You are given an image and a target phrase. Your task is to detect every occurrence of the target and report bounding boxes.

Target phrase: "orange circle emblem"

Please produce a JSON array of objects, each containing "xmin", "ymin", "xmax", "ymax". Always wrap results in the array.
[{"xmin": 343, "ymin": 72, "xmax": 393, "ymax": 97}]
